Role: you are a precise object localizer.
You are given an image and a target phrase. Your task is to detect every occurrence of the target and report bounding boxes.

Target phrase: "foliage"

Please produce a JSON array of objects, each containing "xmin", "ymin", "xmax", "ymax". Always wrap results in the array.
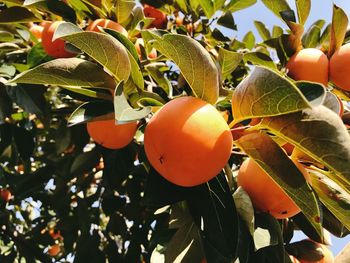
[{"xmin": 0, "ymin": 0, "xmax": 349, "ymax": 262}]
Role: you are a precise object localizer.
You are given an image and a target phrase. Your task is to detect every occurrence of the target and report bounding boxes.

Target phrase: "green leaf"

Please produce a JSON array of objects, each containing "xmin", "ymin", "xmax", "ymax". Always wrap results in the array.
[
  {"xmin": 272, "ymin": 25, "xmax": 283, "ymax": 38},
  {"xmin": 197, "ymin": 0, "xmax": 215, "ymax": 18},
  {"xmin": 320, "ymin": 24, "xmax": 331, "ymax": 46},
  {"xmin": 253, "ymin": 213, "xmax": 281, "ymax": 250},
  {"xmin": 254, "ymin": 21, "xmax": 271, "ymax": 41},
  {"xmin": 295, "ymin": 0, "xmax": 311, "ymax": 25},
  {"xmin": 243, "ymin": 31, "xmax": 255, "ymax": 50},
  {"xmin": 302, "ymin": 25, "xmax": 321, "ymax": 48},
  {"xmin": 27, "ymin": 43, "xmax": 52, "ymax": 68},
  {"xmin": 68, "ymin": 101, "xmax": 114, "ymax": 126},
  {"xmin": 217, "ymin": 11, "xmax": 237, "ymax": 30},
  {"xmin": 261, "ymin": 0, "xmax": 291, "ymax": 20},
  {"xmin": 309, "ymin": 169, "xmax": 350, "ymax": 231},
  {"xmin": 294, "ymin": 81, "xmax": 326, "ymax": 107},
  {"xmin": 105, "ymin": 28, "xmax": 144, "ymax": 91},
  {"xmin": 218, "ymin": 48, "xmax": 243, "ymax": 78},
  {"xmin": 225, "ymin": 0, "xmax": 257, "ymax": 13},
  {"xmin": 233, "ymin": 187, "xmax": 255, "ymax": 236},
  {"xmin": 328, "ymin": 4, "xmax": 349, "ymax": 57},
  {"xmin": 54, "ymin": 22, "xmax": 131, "ymax": 82},
  {"xmin": 232, "ymin": 67, "xmax": 311, "ymax": 123},
  {"xmin": 0, "ymin": 31, "xmax": 14, "ymax": 42},
  {"xmin": 10, "ymin": 58, "xmax": 116, "ymax": 89},
  {"xmin": 243, "ymin": 52, "xmax": 276, "ymax": 69},
  {"xmin": 62, "ymin": 87, "xmax": 113, "ymax": 100},
  {"xmin": 70, "ymin": 148, "xmax": 100, "ymax": 175},
  {"xmin": 0, "ymin": 7, "xmax": 41, "ymax": 24},
  {"xmin": 235, "ymin": 132, "xmax": 322, "ymax": 237},
  {"xmin": 145, "ymin": 64, "xmax": 172, "ymax": 94},
  {"xmin": 114, "ymin": 81, "xmax": 151, "ymax": 123},
  {"xmin": 145, "ymin": 30, "xmax": 220, "ymax": 104},
  {"xmin": 114, "ymin": 0, "xmax": 136, "ymax": 25},
  {"xmin": 261, "ymin": 105, "xmax": 350, "ymax": 189}
]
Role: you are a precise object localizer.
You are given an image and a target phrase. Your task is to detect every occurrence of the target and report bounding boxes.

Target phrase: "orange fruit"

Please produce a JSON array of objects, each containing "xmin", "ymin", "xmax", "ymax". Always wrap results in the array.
[
  {"xmin": 237, "ymin": 158, "xmax": 310, "ymax": 219},
  {"xmin": 134, "ymin": 38, "xmax": 157, "ymax": 59},
  {"xmin": 143, "ymin": 5, "xmax": 167, "ymax": 29},
  {"xmin": 48, "ymin": 244, "xmax": 61, "ymax": 257},
  {"xmin": 29, "ymin": 24, "xmax": 44, "ymax": 40},
  {"xmin": 42, "ymin": 21, "xmax": 76, "ymax": 58},
  {"xmin": 286, "ymin": 48, "xmax": 329, "ymax": 86},
  {"xmin": 0, "ymin": 189, "xmax": 12, "ymax": 202},
  {"xmin": 330, "ymin": 43, "xmax": 350, "ymax": 91},
  {"xmin": 300, "ymin": 243, "xmax": 334, "ymax": 263},
  {"xmin": 87, "ymin": 119, "xmax": 138, "ymax": 149},
  {"xmin": 144, "ymin": 96, "xmax": 233, "ymax": 187},
  {"xmin": 86, "ymin": 18, "xmax": 128, "ymax": 37}
]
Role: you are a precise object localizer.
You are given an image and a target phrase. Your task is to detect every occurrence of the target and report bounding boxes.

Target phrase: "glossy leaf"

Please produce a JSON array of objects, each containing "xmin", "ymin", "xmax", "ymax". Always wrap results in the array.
[
  {"xmin": 295, "ymin": 0, "xmax": 311, "ymax": 25},
  {"xmin": 231, "ymin": 66, "xmax": 310, "ymax": 123},
  {"xmin": 302, "ymin": 25, "xmax": 321, "ymax": 48},
  {"xmin": 243, "ymin": 31, "xmax": 255, "ymax": 50},
  {"xmin": 0, "ymin": 7, "xmax": 41, "ymax": 23},
  {"xmin": 261, "ymin": 0, "xmax": 291, "ymax": 20},
  {"xmin": 144, "ymin": 30, "xmax": 220, "ymax": 104},
  {"xmin": 261, "ymin": 106, "xmax": 350, "ymax": 188},
  {"xmin": 114, "ymin": 81, "xmax": 151, "ymax": 123},
  {"xmin": 218, "ymin": 48, "xmax": 243, "ymax": 78},
  {"xmin": 235, "ymin": 132, "xmax": 322, "ymax": 236},
  {"xmin": 54, "ymin": 22, "xmax": 131, "ymax": 82},
  {"xmin": 225, "ymin": 0, "xmax": 257, "ymax": 13},
  {"xmin": 328, "ymin": 4, "xmax": 349, "ymax": 57},
  {"xmin": 254, "ymin": 21, "xmax": 271, "ymax": 41},
  {"xmin": 10, "ymin": 58, "xmax": 116, "ymax": 89}
]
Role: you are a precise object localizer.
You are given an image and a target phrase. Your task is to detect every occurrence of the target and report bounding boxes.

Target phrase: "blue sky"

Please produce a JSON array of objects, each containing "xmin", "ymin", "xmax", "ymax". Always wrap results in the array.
[{"xmin": 228, "ymin": 0, "xmax": 350, "ymax": 257}]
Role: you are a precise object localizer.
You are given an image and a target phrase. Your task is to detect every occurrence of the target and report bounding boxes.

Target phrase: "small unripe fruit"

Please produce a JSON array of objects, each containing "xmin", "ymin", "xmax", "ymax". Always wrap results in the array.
[{"xmin": 286, "ymin": 48, "xmax": 329, "ymax": 86}]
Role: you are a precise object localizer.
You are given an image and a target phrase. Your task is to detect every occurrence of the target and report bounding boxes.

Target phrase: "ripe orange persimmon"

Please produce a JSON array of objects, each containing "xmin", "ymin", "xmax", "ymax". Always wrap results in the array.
[
  {"xmin": 42, "ymin": 21, "xmax": 76, "ymax": 58},
  {"xmin": 135, "ymin": 38, "xmax": 157, "ymax": 59},
  {"xmin": 144, "ymin": 96, "xmax": 233, "ymax": 187},
  {"xmin": 143, "ymin": 4, "xmax": 167, "ymax": 29},
  {"xmin": 237, "ymin": 158, "xmax": 310, "ymax": 219},
  {"xmin": 299, "ymin": 242, "xmax": 334, "ymax": 263},
  {"xmin": 48, "ymin": 244, "xmax": 61, "ymax": 257},
  {"xmin": 330, "ymin": 43, "xmax": 350, "ymax": 91},
  {"xmin": 286, "ymin": 48, "xmax": 329, "ymax": 86},
  {"xmin": 86, "ymin": 18, "xmax": 128, "ymax": 37},
  {"xmin": 87, "ymin": 119, "xmax": 138, "ymax": 149},
  {"xmin": 29, "ymin": 24, "xmax": 44, "ymax": 40},
  {"xmin": 0, "ymin": 189, "xmax": 12, "ymax": 202}
]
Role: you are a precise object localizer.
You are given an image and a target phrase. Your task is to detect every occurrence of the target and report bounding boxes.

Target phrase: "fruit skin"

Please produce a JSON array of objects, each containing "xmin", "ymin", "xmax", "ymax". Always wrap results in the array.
[
  {"xmin": 48, "ymin": 244, "xmax": 61, "ymax": 257},
  {"xmin": 286, "ymin": 48, "xmax": 329, "ymax": 86},
  {"xmin": 86, "ymin": 19, "xmax": 128, "ymax": 37},
  {"xmin": 0, "ymin": 189, "xmax": 12, "ymax": 202},
  {"xmin": 41, "ymin": 21, "xmax": 76, "ymax": 58},
  {"xmin": 144, "ymin": 96, "xmax": 233, "ymax": 187},
  {"xmin": 134, "ymin": 38, "xmax": 157, "ymax": 59},
  {"xmin": 237, "ymin": 158, "xmax": 310, "ymax": 219},
  {"xmin": 29, "ymin": 24, "xmax": 44, "ymax": 40},
  {"xmin": 299, "ymin": 243, "xmax": 334, "ymax": 263},
  {"xmin": 87, "ymin": 119, "xmax": 138, "ymax": 149},
  {"xmin": 330, "ymin": 43, "xmax": 350, "ymax": 91},
  {"xmin": 143, "ymin": 4, "xmax": 167, "ymax": 29}
]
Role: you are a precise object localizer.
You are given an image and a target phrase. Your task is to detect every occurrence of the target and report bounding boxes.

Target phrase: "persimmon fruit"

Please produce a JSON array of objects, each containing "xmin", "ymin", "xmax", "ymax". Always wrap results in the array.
[
  {"xmin": 41, "ymin": 21, "xmax": 76, "ymax": 58},
  {"xmin": 135, "ymin": 38, "xmax": 157, "ymax": 59},
  {"xmin": 144, "ymin": 96, "xmax": 233, "ymax": 187},
  {"xmin": 286, "ymin": 48, "xmax": 329, "ymax": 86},
  {"xmin": 48, "ymin": 244, "xmax": 61, "ymax": 257},
  {"xmin": 0, "ymin": 189, "xmax": 12, "ymax": 202},
  {"xmin": 329, "ymin": 43, "xmax": 350, "ymax": 91},
  {"xmin": 143, "ymin": 4, "xmax": 167, "ymax": 29},
  {"xmin": 87, "ymin": 119, "xmax": 138, "ymax": 149},
  {"xmin": 299, "ymin": 242, "xmax": 334, "ymax": 263},
  {"xmin": 86, "ymin": 18, "xmax": 128, "ymax": 37},
  {"xmin": 237, "ymin": 158, "xmax": 310, "ymax": 219},
  {"xmin": 29, "ymin": 24, "xmax": 44, "ymax": 40}
]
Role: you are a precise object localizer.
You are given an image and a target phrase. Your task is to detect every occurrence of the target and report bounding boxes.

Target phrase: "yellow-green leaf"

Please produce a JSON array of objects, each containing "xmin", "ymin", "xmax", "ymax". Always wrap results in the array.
[
  {"xmin": 295, "ymin": 0, "xmax": 311, "ymax": 25},
  {"xmin": 231, "ymin": 66, "xmax": 310, "ymax": 123},
  {"xmin": 218, "ymin": 48, "xmax": 243, "ymax": 78},
  {"xmin": 328, "ymin": 4, "xmax": 349, "ymax": 57}
]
